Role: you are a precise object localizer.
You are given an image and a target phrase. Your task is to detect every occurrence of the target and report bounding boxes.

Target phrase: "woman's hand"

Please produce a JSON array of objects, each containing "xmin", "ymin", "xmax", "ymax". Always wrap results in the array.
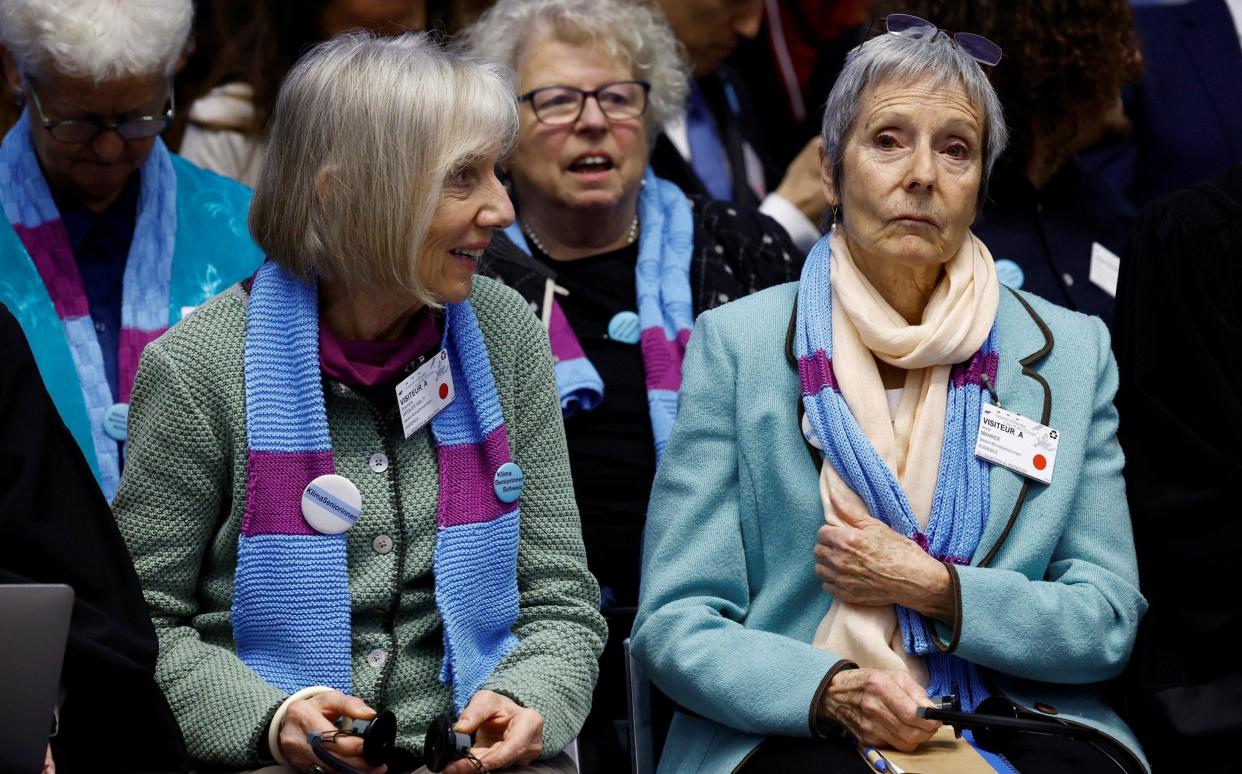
[
  {"xmin": 443, "ymin": 690, "xmax": 544, "ymax": 774},
  {"xmin": 277, "ymin": 690, "xmax": 387, "ymax": 773},
  {"xmin": 821, "ymin": 668, "xmax": 941, "ymax": 752},
  {"xmin": 813, "ymin": 489, "xmax": 955, "ymax": 621}
]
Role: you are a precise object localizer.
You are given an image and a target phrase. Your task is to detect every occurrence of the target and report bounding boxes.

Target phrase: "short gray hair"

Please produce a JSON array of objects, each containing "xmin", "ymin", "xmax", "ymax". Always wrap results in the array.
[
  {"xmin": 821, "ymin": 30, "xmax": 1008, "ymax": 214},
  {"xmin": 0, "ymin": 0, "xmax": 191, "ymax": 82},
  {"xmin": 249, "ymin": 32, "xmax": 519, "ymax": 307},
  {"xmin": 464, "ymin": 0, "xmax": 690, "ymax": 133}
]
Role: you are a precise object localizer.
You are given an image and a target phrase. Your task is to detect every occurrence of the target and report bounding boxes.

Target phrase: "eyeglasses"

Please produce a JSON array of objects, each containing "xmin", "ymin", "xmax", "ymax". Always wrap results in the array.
[
  {"xmin": 25, "ymin": 78, "xmax": 175, "ymax": 144},
  {"xmin": 517, "ymin": 81, "xmax": 651, "ymax": 126},
  {"xmin": 877, "ymin": 14, "xmax": 1003, "ymax": 67}
]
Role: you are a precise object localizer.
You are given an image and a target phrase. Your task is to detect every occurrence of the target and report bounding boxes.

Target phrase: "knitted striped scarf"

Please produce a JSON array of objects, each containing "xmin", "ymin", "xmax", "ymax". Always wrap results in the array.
[
  {"xmin": 795, "ymin": 234, "xmax": 997, "ymax": 710},
  {"xmin": 504, "ymin": 167, "xmax": 694, "ymax": 462},
  {"xmin": 233, "ymin": 260, "xmax": 520, "ymax": 710},
  {"xmin": 0, "ymin": 111, "xmax": 176, "ymax": 500}
]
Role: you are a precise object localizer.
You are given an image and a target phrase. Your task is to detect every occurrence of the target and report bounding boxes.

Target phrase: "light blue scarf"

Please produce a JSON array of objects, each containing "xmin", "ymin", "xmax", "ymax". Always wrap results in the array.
[{"xmin": 795, "ymin": 233, "xmax": 998, "ymax": 710}]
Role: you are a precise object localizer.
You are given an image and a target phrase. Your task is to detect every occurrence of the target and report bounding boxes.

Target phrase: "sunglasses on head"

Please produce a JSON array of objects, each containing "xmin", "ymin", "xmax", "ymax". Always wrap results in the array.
[{"xmin": 873, "ymin": 14, "xmax": 1003, "ymax": 67}]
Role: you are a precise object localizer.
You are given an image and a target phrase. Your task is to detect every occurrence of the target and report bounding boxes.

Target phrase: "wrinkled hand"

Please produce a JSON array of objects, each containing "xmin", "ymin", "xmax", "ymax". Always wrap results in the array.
[
  {"xmin": 775, "ymin": 137, "xmax": 829, "ymax": 222},
  {"xmin": 278, "ymin": 690, "xmax": 387, "ymax": 773},
  {"xmin": 813, "ymin": 489, "xmax": 954, "ymax": 620},
  {"xmin": 821, "ymin": 668, "xmax": 941, "ymax": 752},
  {"xmin": 443, "ymin": 690, "xmax": 544, "ymax": 774}
]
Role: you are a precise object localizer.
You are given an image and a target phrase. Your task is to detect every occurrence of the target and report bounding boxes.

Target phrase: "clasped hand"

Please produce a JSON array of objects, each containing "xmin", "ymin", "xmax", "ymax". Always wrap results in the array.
[{"xmin": 812, "ymin": 489, "xmax": 954, "ymax": 621}]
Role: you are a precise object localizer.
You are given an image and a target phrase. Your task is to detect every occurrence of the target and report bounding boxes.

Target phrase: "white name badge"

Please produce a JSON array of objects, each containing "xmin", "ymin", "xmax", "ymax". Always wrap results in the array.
[
  {"xmin": 974, "ymin": 403, "xmax": 1060, "ymax": 485},
  {"xmin": 1088, "ymin": 242, "xmax": 1121, "ymax": 298},
  {"xmin": 395, "ymin": 350, "xmax": 455, "ymax": 439}
]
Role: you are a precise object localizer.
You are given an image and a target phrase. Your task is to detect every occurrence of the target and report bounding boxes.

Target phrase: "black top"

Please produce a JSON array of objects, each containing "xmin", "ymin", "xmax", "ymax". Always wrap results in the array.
[
  {"xmin": 527, "ymin": 240, "xmax": 651, "ymax": 610},
  {"xmin": 0, "ymin": 303, "xmax": 188, "ymax": 772},
  {"xmin": 480, "ymin": 196, "xmax": 802, "ymax": 611},
  {"xmin": 972, "ymin": 159, "xmax": 1134, "ymax": 325},
  {"xmin": 1113, "ymin": 165, "xmax": 1242, "ymax": 774}
]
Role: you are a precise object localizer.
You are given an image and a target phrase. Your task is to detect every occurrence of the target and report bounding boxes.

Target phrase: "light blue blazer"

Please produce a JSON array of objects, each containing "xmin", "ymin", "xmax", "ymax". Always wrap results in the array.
[{"xmin": 632, "ymin": 281, "xmax": 1149, "ymax": 773}]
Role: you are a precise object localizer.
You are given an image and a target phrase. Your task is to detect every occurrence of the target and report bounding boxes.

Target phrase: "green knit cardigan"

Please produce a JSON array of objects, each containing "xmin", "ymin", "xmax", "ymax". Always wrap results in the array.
[{"xmin": 114, "ymin": 276, "xmax": 606, "ymax": 767}]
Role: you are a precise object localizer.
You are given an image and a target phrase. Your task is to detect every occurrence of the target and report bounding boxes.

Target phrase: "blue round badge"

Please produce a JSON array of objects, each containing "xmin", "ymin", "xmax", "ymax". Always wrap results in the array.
[
  {"xmin": 995, "ymin": 258, "xmax": 1025, "ymax": 289},
  {"xmin": 493, "ymin": 462, "xmax": 525, "ymax": 504},
  {"xmin": 607, "ymin": 311, "xmax": 641, "ymax": 344},
  {"xmin": 103, "ymin": 402, "xmax": 129, "ymax": 442}
]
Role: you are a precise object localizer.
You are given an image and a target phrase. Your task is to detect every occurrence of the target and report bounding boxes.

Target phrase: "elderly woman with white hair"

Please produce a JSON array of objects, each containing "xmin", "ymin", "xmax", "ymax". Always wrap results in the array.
[
  {"xmin": 633, "ymin": 18, "xmax": 1149, "ymax": 774},
  {"xmin": 0, "ymin": 0, "xmax": 262, "ymax": 502},
  {"xmin": 114, "ymin": 33, "xmax": 604, "ymax": 773},
  {"xmin": 464, "ymin": 2, "xmax": 801, "ymax": 760}
]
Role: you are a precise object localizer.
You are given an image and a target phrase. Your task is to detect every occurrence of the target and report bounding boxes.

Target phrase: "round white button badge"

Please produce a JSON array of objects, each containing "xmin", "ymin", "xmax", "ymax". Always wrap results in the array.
[
  {"xmin": 493, "ymin": 462, "xmax": 525, "ymax": 504},
  {"xmin": 103, "ymin": 402, "xmax": 129, "ymax": 441},
  {"xmin": 301, "ymin": 474, "xmax": 362, "ymax": 534}
]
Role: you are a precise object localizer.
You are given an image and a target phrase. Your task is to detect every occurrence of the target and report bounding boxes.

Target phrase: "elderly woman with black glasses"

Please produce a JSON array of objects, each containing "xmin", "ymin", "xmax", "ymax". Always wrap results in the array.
[
  {"xmin": 465, "ymin": 0, "xmax": 803, "ymax": 762},
  {"xmin": 632, "ymin": 16, "xmax": 1149, "ymax": 774},
  {"xmin": 0, "ymin": 0, "xmax": 262, "ymax": 502}
]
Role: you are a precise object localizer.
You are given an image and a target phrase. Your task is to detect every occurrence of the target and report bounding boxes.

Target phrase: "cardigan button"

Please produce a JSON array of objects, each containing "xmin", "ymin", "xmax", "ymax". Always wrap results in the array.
[
  {"xmin": 372, "ymin": 534, "xmax": 393, "ymax": 555},
  {"xmin": 1034, "ymin": 703, "xmax": 1058, "ymax": 715},
  {"xmin": 367, "ymin": 649, "xmax": 387, "ymax": 668},
  {"xmin": 368, "ymin": 452, "xmax": 389, "ymax": 474}
]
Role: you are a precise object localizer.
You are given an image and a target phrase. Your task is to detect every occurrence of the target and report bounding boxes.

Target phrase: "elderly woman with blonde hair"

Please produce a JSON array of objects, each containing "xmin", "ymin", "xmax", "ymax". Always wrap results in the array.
[
  {"xmin": 634, "ymin": 18, "xmax": 1149, "ymax": 774},
  {"xmin": 465, "ymin": 2, "xmax": 801, "ymax": 759},
  {"xmin": 115, "ymin": 33, "xmax": 604, "ymax": 773}
]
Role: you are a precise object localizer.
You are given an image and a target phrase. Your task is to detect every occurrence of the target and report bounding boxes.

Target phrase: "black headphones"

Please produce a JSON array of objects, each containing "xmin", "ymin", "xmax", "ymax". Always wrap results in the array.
[
  {"xmin": 307, "ymin": 709, "xmax": 398, "ymax": 773},
  {"xmin": 423, "ymin": 713, "xmax": 477, "ymax": 772}
]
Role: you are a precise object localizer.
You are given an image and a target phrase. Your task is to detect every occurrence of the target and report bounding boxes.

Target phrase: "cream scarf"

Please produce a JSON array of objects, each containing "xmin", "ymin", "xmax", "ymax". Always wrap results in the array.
[{"xmin": 811, "ymin": 228, "xmax": 999, "ymax": 682}]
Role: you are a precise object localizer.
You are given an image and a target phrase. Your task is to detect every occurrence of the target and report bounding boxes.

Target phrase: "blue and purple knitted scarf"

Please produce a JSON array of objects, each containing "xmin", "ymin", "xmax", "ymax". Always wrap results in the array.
[
  {"xmin": 795, "ymin": 233, "xmax": 998, "ymax": 710},
  {"xmin": 0, "ymin": 111, "xmax": 176, "ymax": 500},
  {"xmin": 504, "ymin": 167, "xmax": 694, "ymax": 462},
  {"xmin": 233, "ymin": 260, "xmax": 520, "ymax": 710}
]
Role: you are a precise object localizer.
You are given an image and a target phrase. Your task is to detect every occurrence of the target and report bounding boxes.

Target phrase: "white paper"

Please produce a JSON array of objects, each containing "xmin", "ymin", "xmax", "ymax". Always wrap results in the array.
[{"xmin": 1088, "ymin": 242, "xmax": 1121, "ymax": 298}]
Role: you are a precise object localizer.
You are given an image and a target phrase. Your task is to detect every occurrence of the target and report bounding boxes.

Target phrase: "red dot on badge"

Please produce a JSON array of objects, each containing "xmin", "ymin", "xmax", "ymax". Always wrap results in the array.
[
  {"xmin": 438, "ymin": 383, "xmax": 449, "ymax": 400},
  {"xmin": 1033, "ymin": 454, "xmax": 1047, "ymax": 471}
]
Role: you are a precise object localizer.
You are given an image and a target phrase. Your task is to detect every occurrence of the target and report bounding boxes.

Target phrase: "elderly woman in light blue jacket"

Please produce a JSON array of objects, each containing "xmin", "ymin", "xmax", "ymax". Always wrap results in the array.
[{"xmin": 632, "ymin": 18, "xmax": 1148, "ymax": 774}]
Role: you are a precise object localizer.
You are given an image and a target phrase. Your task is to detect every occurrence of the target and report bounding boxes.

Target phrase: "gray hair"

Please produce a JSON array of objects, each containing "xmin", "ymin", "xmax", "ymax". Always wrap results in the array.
[
  {"xmin": 464, "ymin": 0, "xmax": 690, "ymax": 133},
  {"xmin": 0, "ymin": 0, "xmax": 191, "ymax": 82},
  {"xmin": 249, "ymin": 32, "xmax": 519, "ymax": 307},
  {"xmin": 821, "ymin": 30, "xmax": 1008, "ymax": 214}
]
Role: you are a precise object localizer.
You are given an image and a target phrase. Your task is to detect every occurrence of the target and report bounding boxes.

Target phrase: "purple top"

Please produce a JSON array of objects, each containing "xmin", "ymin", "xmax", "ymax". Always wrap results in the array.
[{"xmin": 319, "ymin": 308, "xmax": 442, "ymax": 389}]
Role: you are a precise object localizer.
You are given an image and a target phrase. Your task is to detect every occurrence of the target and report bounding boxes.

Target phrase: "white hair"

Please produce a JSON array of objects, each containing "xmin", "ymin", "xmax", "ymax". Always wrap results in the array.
[
  {"xmin": 464, "ymin": 0, "xmax": 691, "ymax": 132},
  {"xmin": 0, "ymin": 0, "xmax": 191, "ymax": 82},
  {"xmin": 821, "ymin": 30, "xmax": 1009, "ymax": 213},
  {"xmin": 250, "ymin": 32, "xmax": 519, "ymax": 307}
]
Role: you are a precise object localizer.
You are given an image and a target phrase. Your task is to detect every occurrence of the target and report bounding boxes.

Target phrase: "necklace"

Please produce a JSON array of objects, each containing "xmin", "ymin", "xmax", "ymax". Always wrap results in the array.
[{"xmin": 521, "ymin": 214, "xmax": 639, "ymax": 257}]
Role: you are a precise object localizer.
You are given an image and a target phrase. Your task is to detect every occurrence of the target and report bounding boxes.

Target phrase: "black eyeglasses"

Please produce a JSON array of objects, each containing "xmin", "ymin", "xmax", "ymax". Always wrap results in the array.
[
  {"xmin": 517, "ymin": 81, "xmax": 651, "ymax": 126},
  {"xmin": 875, "ymin": 14, "xmax": 1003, "ymax": 67},
  {"xmin": 25, "ymin": 78, "xmax": 175, "ymax": 144}
]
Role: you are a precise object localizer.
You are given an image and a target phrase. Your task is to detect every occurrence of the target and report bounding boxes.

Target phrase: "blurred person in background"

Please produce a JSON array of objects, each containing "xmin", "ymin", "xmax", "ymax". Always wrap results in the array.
[
  {"xmin": 1083, "ymin": 0, "xmax": 1242, "ymax": 208},
  {"xmin": 0, "ymin": 0, "xmax": 262, "ymax": 501},
  {"xmin": 650, "ymin": 0, "xmax": 829, "ymax": 253},
  {"xmin": 881, "ymin": 0, "xmax": 1142, "ymax": 325},
  {"xmin": 465, "ymin": 0, "xmax": 802, "ymax": 768},
  {"xmin": 1113, "ymin": 163, "xmax": 1242, "ymax": 774},
  {"xmin": 177, "ymin": 0, "xmax": 447, "ymax": 187},
  {"xmin": 1, "ymin": 301, "xmax": 188, "ymax": 772}
]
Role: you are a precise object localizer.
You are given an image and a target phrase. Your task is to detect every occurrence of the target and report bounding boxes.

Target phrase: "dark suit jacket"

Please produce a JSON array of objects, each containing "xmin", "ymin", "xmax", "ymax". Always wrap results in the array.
[
  {"xmin": 651, "ymin": 67, "xmax": 782, "ymax": 210},
  {"xmin": 1084, "ymin": 0, "xmax": 1242, "ymax": 206}
]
